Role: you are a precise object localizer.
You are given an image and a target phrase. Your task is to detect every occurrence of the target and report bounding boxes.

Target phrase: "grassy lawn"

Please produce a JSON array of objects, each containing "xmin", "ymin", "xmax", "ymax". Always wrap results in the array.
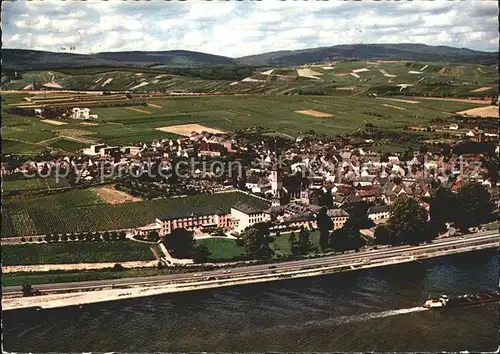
[
  {"xmin": 1, "ymin": 191, "xmax": 269, "ymax": 237},
  {"xmin": 197, "ymin": 238, "xmax": 245, "ymax": 260},
  {"xmin": 270, "ymin": 230, "xmax": 321, "ymax": 256},
  {"xmin": 2, "ymin": 241, "xmax": 155, "ymax": 266}
]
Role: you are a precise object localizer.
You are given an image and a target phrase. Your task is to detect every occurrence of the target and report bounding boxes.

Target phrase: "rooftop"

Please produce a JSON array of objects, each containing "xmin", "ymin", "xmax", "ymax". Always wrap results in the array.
[{"xmin": 232, "ymin": 202, "xmax": 264, "ymax": 215}]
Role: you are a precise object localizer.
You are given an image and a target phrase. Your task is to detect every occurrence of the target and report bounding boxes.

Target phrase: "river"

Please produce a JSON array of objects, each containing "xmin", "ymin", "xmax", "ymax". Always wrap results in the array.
[{"xmin": 3, "ymin": 249, "xmax": 498, "ymax": 352}]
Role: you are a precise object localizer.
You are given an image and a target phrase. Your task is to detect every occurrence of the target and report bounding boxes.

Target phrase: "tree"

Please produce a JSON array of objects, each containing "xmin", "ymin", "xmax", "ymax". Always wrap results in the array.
[
  {"xmin": 118, "ymin": 231, "xmax": 127, "ymax": 241},
  {"xmin": 21, "ymin": 237, "xmax": 26, "ymax": 243},
  {"xmin": 147, "ymin": 230, "xmax": 160, "ymax": 242},
  {"xmin": 94, "ymin": 232, "xmax": 102, "ymax": 241},
  {"xmin": 454, "ymin": 182, "xmax": 494, "ymax": 231},
  {"xmin": 85, "ymin": 232, "xmax": 93, "ymax": 242},
  {"xmin": 344, "ymin": 201, "xmax": 373, "ymax": 230},
  {"xmin": 69, "ymin": 232, "xmax": 77, "ymax": 241},
  {"xmin": 288, "ymin": 231, "xmax": 301, "ymax": 255},
  {"xmin": 163, "ymin": 228, "xmax": 195, "ymax": 258},
  {"xmin": 329, "ymin": 228, "xmax": 346, "ymax": 251},
  {"xmin": 61, "ymin": 233, "xmax": 68, "ymax": 242},
  {"xmin": 430, "ymin": 187, "xmax": 456, "ymax": 232},
  {"xmin": 240, "ymin": 227, "xmax": 273, "ymax": 259},
  {"xmin": 77, "ymin": 233, "xmax": 85, "ymax": 241},
  {"xmin": 374, "ymin": 224, "xmax": 393, "ymax": 245},
  {"xmin": 298, "ymin": 227, "xmax": 313, "ymax": 254},
  {"xmin": 316, "ymin": 207, "xmax": 333, "ymax": 251},
  {"xmin": 193, "ymin": 244, "xmax": 212, "ymax": 263},
  {"xmin": 22, "ymin": 283, "xmax": 34, "ymax": 297},
  {"xmin": 387, "ymin": 195, "xmax": 429, "ymax": 245},
  {"xmin": 44, "ymin": 233, "xmax": 52, "ymax": 243},
  {"xmin": 113, "ymin": 263, "xmax": 124, "ymax": 272},
  {"xmin": 52, "ymin": 234, "xmax": 60, "ymax": 242},
  {"xmin": 111, "ymin": 231, "xmax": 119, "ymax": 241},
  {"xmin": 103, "ymin": 231, "xmax": 111, "ymax": 242}
]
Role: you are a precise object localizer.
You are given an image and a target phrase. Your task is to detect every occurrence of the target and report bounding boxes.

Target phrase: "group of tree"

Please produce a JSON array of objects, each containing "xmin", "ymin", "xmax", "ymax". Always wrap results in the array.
[
  {"xmin": 162, "ymin": 228, "xmax": 212, "ymax": 263},
  {"xmin": 288, "ymin": 227, "xmax": 314, "ymax": 255},
  {"xmin": 43, "ymin": 230, "xmax": 127, "ymax": 243},
  {"xmin": 375, "ymin": 183, "xmax": 494, "ymax": 245},
  {"xmin": 375, "ymin": 195, "xmax": 432, "ymax": 246},
  {"xmin": 430, "ymin": 182, "xmax": 494, "ymax": 233},
  {"xmin": 238, "ymin": 222, "xmax": 274, "ymax": 259}
]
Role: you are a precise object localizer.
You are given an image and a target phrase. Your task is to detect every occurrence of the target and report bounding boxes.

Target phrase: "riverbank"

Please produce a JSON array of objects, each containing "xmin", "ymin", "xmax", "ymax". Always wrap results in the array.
[{"xmin": 3, "ymin": 238, "xmax": 497, "ymax": 311}]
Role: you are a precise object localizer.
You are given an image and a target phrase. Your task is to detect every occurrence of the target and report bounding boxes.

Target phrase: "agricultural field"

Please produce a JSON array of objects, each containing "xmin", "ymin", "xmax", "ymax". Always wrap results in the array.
[
  {"xmin": 1, "ymin": 60, "xmax": 496, "ymax": 97},
  {"xmin": 3, "ymin": 177, "xmax": 71, "ymax": 192},
  {"xmin": 2, "ymin": 241, "xmax": 155, "ymax": 265},
  {"xmin": 1, "ymin": 191, "xmax": 269, "ymax": 237},
  {"xmin": 2, "ymin": 92, "xmax": 489, "ymax": 155}
]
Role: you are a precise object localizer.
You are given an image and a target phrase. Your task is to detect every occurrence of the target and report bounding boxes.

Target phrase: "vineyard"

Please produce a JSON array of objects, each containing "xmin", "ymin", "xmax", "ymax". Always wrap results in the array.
[
  {"xmin": 2, "ymin": 241, "xmax": 155, "ymax": 265},
  {"xmin": 1, "ymin": 191, "xmax": 269, "ymax": 237}
]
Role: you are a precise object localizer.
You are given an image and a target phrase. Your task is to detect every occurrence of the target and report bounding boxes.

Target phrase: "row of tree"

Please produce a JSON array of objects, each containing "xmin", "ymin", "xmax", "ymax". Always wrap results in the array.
[{"xmin": 41, "ymin": 231, "xmax": 127, "ymax": 243}]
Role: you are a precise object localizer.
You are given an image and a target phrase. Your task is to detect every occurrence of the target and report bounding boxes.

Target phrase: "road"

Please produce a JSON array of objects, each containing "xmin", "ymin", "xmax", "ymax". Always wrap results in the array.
[{"xmin": 3, "ymin": 231, "xmax": 498, "ymax": 295}]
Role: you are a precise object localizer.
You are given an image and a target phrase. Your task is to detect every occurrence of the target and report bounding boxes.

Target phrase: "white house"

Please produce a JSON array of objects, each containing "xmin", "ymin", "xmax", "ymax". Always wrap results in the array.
[
  {"xmin": 230, "ymin": 203, "xmax": 269, "ymax": 232},
  {"xmin": 368, "ymin": 205, "xmax": 390, "ymax": 222},
  {"xmin": 72, "ymin": 108, "xmax": 91, "ymax": 120}
]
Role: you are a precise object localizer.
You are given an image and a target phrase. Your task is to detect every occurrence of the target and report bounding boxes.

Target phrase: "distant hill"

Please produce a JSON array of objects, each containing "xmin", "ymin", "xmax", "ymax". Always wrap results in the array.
[
  {"xmin": 237, "ymin": 43, "xmax": 498, "ymax": 66},
  {"xmin": 3, "ymin": 44, "xmax": 497, "ymax": 72},
  {"xmin": 2, "ymin": 49, "xmax": 236, "ymax": 71}
]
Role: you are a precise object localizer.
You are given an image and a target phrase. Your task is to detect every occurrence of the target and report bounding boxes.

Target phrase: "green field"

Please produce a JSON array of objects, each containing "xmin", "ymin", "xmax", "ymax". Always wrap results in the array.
[
  {"xmin": 270, "ymin": 231, "xmax": 321, "ymax": 256},
  {"xmin": 1, "ymin": 191, "xmax": 269, "ymax": 237},
  {"xmin": 2, "ymin": 241, "xmax": 155, "ymax": 265},
  {"xmin": 2, "ymin": 87, "xmax": 490, "ymax": 155},
  {"xmin": 3, "ymin": 177, "xmax": 71, "ymax": 192},
  {"xmin": 196, "ymin": 231, "xmax": 322, "ymax": 260},
  {"xmin": 197, "ymin": 238, "xmax": 245, "ymax": 260}
]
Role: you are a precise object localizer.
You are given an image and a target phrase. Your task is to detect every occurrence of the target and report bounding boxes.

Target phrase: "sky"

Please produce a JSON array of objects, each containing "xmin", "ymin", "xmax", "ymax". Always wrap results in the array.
[{"xmin": 2, "ymin": 0, "xmax": 498, "ymax": 57}]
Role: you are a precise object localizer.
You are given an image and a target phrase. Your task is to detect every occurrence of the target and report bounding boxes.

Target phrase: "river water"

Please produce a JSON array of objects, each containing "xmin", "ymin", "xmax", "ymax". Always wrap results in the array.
[{"xmin": 3, "ymin": 249, "xmax": 498, "ymax": 352}]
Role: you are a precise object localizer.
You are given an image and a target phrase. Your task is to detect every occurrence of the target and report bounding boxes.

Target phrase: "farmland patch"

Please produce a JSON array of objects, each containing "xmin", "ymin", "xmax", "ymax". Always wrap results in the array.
[
  {"xmin": 156, "ymin": 124, "xmax": 226, "ymax": 136},
  {"xmin": 296, "ymin": 110, "xmax": 334, "ymax": 118},
  {"xmin": 126, "ymin": 107, "xmax": 152, "ymax": 114},
  {"xmin": 41, "ymin": 119, "xmax": 67, "ymax": 125},
  {"xmin": 93, "ymin": 187, "xmax": 143, "ymax": 204},
  {"xmin": 471, "ymin": 87, "xmax": 494, "ymax": 93},
  {"xmin": 382, "ymin": 104, "xmax": 406, "ymax": 111},
  {"xmin": 457, "ymin": 106, "xmax": 499, "ymax": 118}
]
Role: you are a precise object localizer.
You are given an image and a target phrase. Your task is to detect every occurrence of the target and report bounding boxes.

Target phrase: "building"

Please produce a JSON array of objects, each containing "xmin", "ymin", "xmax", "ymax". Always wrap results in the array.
[
  {"xmin": 327, "ymin": 209, "xmax": 350, "ymax": 229},
  {"xmin": 230, "ymin": 202, "xmax": 269, "ymax": 232},
  {"xmin": 71, "ymin": 108, "xmax": 91, "ymax": 120},
  {"xmin": 368, "ymin": 205, "xmax": 390, "ymax": 222},
  {"xmin": 150, "ymin": 202, "xmax": 268, "ymax": 236},
  {"xmin": 82, "ymin": 144, "xmax": 120, "ymax": 156},
  {"xmin": 156, "ymin": 211, "xmax": 225, "ymax": 236}
]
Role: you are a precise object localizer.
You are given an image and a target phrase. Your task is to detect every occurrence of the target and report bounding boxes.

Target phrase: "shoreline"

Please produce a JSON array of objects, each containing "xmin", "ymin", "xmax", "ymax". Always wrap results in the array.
[{"xmin": 3, "ymin": 241, "xmax": 497, "ymax": 311}]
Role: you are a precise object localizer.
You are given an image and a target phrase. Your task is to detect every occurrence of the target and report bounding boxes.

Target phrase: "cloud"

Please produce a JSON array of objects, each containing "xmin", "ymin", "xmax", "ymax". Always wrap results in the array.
[{"xmin": 2, "ymin": 0, "xmax": 498, "ymax": 57}]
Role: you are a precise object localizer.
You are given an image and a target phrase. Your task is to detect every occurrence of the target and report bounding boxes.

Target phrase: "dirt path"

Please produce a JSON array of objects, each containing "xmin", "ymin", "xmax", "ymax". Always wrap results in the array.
[
  {"xmin": 93, "ymin": 187, "xmax": 143, "ymax": 204},
  {"xmin": 126, "ymin": 107, "xmax": 152, "ymax": 114}
]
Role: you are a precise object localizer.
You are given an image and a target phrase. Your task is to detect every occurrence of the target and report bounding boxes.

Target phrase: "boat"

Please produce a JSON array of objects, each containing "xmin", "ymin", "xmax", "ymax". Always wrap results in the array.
[{"xmin": 423, "ymin": 291, "xmax": 500, "ymax": 309}]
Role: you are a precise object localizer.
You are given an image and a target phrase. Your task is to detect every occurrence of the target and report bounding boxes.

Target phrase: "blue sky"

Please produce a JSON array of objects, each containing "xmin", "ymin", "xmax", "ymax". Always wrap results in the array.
[{"xmin": 2, "ymin": 0, "xmax": 498, "ymax": 57}]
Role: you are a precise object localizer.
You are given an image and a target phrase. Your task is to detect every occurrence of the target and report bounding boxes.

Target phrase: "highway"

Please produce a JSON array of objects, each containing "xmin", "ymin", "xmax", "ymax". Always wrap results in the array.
[{"xmin": 3, "ymin": 231, "xmax": 498, "ymax": 295}]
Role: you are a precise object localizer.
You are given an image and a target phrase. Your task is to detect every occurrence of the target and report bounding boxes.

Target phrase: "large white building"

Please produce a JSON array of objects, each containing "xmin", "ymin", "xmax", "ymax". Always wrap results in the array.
[
  {"xmin": 71, "ymin": 108, "xmax": 97, "ymax": 120},
  {"xmin": 144, "ymin": 202, "xmax": 270, "ymax": 236}
]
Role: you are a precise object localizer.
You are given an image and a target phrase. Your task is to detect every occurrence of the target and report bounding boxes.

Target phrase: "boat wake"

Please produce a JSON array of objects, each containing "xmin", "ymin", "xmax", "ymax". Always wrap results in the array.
[{"xmin": 305, "ymin": 306, "xmax": 428, "ymax": 327}]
